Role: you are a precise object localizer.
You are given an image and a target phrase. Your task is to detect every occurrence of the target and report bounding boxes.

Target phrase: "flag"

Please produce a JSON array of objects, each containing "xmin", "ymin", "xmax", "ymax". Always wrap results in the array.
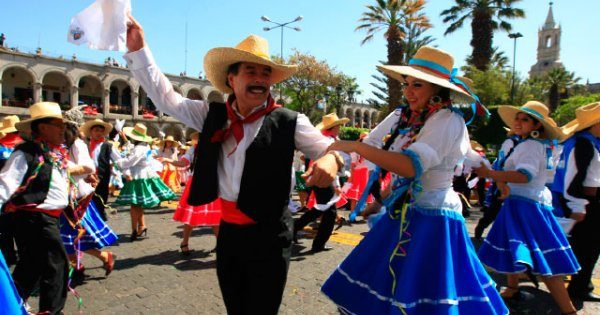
[{"xmin": 68, "ymin": 0, "xmax": 131, "ymax": 51}]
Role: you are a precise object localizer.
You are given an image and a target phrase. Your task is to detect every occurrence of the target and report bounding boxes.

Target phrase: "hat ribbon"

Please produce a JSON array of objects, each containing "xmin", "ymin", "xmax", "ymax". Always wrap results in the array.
[
  {"xmin": 409, "ymin": 58, "xmax": 488, "ymax": 125},
  {"xmin": 520, "ymin": 107, "xmax": 544, "ymax": 120},
  {"xmin": 132, "ymin": 129, "xmax": 147, "ymax": 138}
]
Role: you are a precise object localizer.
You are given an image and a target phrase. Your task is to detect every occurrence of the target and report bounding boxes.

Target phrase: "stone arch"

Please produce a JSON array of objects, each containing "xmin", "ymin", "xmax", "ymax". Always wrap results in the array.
[
  {"xmin": 108, "ymin": 79, "xmax": 132, "ymax": 114},
  {"xmin": 344, "ymin": 107, "xmax": 353, "ymax": 122},
  {"xmin": 370, "ymin": 111, "xmax": 378, "ymax": 128},
  {"xmin": 185, "ymin": 127, "xmax": 199, "ymax": 140},
  {"xmin": 186, "ymin": 87, "xmax": 203, "ymax": 100},
  {"xmin": 202, "ymin": 86, "xmax": 225, "ymax": 103},
  {"xmin": 363, "ymin": 112, "xmax": 370, "ymax": 128},
  {"xmin": 41, "ymin": 71, "xmax": 72, "ymax": 108},
  {"xmin": 145, "ymin": 123, "xmax": 160, "ymax": 139},
  {"xmin": 39, "ymin": 68, "xmax": 74, "ymax": 87},
  {"xmin": 1, "ymin": 65, "xmax": 36, "ymax": 107},
  {"xmin": 77, "ymin": 74, "xmax": 103, "ymax": 111},
  {"xmin": 353, "ymin": 108, "xmax": 362, "ymax": 128},
  {"xmin": 138, "ymin": 87, "xmax": 157, "ymax": 117},
  {"xmin": 161, "ymin": 124, "xmax": 184, "ymax": 142}
]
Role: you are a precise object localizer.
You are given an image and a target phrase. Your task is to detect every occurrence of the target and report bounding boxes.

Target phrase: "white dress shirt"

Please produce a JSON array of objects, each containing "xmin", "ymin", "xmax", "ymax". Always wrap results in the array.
[
  {"xmin": 562, "ymin": 145, "xmax": 600, "ymax": 213},
  {"xmin": 123, "ymin": 47, "xmax": 333, "ymax": 202},
  {"xmin": 0, "ymin": 147, "xmax": 71, "ymax": 210}
]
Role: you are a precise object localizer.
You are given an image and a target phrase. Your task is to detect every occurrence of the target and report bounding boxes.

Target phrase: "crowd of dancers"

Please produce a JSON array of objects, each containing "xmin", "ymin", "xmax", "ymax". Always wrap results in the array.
[{"xmin": 0, "ymin": 14, "xmax": 598, "ymax": 315}]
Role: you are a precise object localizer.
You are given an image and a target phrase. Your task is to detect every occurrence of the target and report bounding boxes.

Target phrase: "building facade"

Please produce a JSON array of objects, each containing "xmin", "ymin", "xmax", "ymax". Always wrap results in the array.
[{"xmin": 0, "ymin": 47, "xmax": 225, "ymax": 140}]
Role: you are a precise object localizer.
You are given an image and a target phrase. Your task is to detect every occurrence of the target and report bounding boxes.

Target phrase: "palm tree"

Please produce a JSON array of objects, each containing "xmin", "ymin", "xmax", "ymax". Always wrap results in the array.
[
  {"xmin": 357, "ymin": 0, "xmax": 431, "ymax": 111},
  {"xmin": 544, "ymin": 68, "xmax": 580, "ymax": 112},
  {"xmin": 441, "ymin": 0, "xmax": 524, "ymax": 70}
]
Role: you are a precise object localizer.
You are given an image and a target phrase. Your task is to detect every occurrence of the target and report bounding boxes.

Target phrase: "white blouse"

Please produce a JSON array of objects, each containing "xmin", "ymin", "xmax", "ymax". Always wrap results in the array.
[
  {"xmin": 503, "ymin": 139, "xmax": 552, "ymax": 205},
  {"xmin": 405, "ymin": 109, "xmax": 471, "ymax": 212},
  {"xmin": 116, "ymin": 143, "xmax": 159, "ymax": 180},
  {"xmin": 71, "ymin": 139, "xmax": 96, "ymax": 198}
]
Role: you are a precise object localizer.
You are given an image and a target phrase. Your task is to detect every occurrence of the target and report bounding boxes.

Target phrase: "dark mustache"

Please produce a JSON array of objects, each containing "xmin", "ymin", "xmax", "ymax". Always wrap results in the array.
[{"xmin": 247, "ymin": 85, "xmax": 268, "ymax": 92}]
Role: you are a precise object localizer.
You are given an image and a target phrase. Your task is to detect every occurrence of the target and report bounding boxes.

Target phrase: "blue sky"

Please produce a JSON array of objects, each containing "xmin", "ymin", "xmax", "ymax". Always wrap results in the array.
[{"xmin": 1, "ymin": 0, "xmax": 598, "ymax": 102}]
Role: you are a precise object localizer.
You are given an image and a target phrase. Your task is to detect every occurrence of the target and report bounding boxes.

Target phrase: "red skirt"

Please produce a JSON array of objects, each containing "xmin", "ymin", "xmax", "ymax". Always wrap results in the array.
[
  {"xmin": 306, "ymin": 190, "xmax": 348, "ymax": 209},
  {"xmin": 173, "ymin": 178, "xmax": 222, "ymax": 226},
  {"xmin": 345, "ymin": 167, "xmax": 374, "ymax": 203}
]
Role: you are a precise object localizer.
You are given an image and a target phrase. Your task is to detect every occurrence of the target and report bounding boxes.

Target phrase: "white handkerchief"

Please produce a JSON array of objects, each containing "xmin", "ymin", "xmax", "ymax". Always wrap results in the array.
[{"xmin": 68, "ymin": 0, "xmax": 131, "ymax": 51}]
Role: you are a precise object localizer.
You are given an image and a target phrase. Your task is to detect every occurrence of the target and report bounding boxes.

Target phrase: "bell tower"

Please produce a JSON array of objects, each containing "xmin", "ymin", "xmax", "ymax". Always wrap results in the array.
[{"xmin": 529, "ymin": 2, "xmax": 563, "ymax": 77}]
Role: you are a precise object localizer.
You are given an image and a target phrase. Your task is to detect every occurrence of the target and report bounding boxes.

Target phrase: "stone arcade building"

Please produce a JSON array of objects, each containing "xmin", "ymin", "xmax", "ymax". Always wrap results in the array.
[{"xmin": 0, "ymin": 47, "xmax": 226, "ymax": 140}]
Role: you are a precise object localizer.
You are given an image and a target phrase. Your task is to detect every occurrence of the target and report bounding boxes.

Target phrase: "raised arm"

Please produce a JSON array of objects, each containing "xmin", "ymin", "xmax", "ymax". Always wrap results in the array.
[{"xmin": 124, "ymin": 14, "xmax": 208, "ymax": 131}]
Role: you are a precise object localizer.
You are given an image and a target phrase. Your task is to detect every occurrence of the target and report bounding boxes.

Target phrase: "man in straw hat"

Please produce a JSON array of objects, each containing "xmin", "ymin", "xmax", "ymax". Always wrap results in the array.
[
  {"xmin": 294, "ymin": 113, "xmax": 349, "ymax": 253},
  {"xmin": 81, "ymin": 118, "xmax": 118, "ymax": 221},
  {"xmin": 0, "ymin": 115, "xmax": 23, "ymax": 266},
  {"xmin": 123, "ymin": 15, "xmax": 344, "ymax": 314},
  {"xmin": 0, "ymin": 102, "xmax": 71, "ymax": 314},
  {"xmin": 550, "ymin": 102, "xmax": 600, "ymax": 302}
]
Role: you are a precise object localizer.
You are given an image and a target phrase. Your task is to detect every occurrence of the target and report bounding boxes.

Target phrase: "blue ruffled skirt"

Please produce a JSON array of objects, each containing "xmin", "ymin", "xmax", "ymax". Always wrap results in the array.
[
  {"xmin": 0, "ymin": 253, "xmax": 27, "ymax": 314},
  {"xmin": 478, "ymin": 196, "xmax": 580, "ymax": 275},
  {"xmin": 322, "ymin": 207, "xmax": 508, "ymax": 315},
  {"xmin": 61, "ymin": 200, "xmax": 118, "ymax": 254}
]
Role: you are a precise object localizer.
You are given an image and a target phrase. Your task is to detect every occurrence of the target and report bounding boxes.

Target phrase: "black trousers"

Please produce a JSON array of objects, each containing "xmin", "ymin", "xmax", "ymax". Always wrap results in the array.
[
  {"xmin": 475, "ymin": 197, "xmax": 503, "ymax": 238},
  {"xmin": 217, "ymin": 215, "xmax": 293, "ymax": 315},
  {"xmin": 294, "ymin": 207, "xmax": 336, "ymax": 250},
  {"xmin": 568, "ymin": 200, "xmax": 600, "ymax": 294},
  {"xmin": 12, "ymin": 211, "xmax": 68, "ymax": 315},
  {"xmin": 93, "ymin": 178, "xmax": 110, "ymax": 221},
  {"xmin": 0, "ymin": 212, "xmax": 17, "ymax": 265}
]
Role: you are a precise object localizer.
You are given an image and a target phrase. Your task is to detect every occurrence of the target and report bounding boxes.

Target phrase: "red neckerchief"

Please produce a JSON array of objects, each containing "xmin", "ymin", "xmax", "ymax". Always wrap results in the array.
[
  {"xmin": 321, "ymin": 129, "xmax": 338, "ymax": 139},
  {"xmin": 89, "ymin": 138, "xmax": 105, "ymax": 158},
  {"xmin": 211, "ymin": 94, "xmax": 281, "ymax": 156},
  {"xmin": 0, "ymin": 133, "xmax": 23, "ymax": 148}
]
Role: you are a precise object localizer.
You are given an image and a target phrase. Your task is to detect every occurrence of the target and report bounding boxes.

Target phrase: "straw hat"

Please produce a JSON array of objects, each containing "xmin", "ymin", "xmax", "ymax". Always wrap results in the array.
[
  {"xmin": 159, "ymin": 135, "xmax": 180, "ymax": 148},
  {"xmin": 0, "ymin": 115, "xmax": 20, "ymax": 134},
  {"xmin": 377, "ymin": 46, "xmax": 476, "ymax": 102},
  {"xmin": 497, "ymin": 101, "xmax": 561, "ymax": 139},
  {"xmin": 80, "ymin": 118, "xmax": 113, "ymax": 137},
  {"xmin": 470, "ymin": 140, "xmax": 485, "ymax": 152},
  {"xmin": 204, "ymin": 34, "xmax": 298, "ymax": 94},
  {"xmin": 560, "ymin": 102, "xmax": 600, "ymax": 139},
  {"xmin": 123, "ymin": 123, "xmax": 153, "ymax": 143},
  {"xmin": 316, "ymin": 113, "xmax": 350, "ymax": 131},
  {"xmin": 15, "ymin": 102, "xmax": 64, "ymax": 132}
]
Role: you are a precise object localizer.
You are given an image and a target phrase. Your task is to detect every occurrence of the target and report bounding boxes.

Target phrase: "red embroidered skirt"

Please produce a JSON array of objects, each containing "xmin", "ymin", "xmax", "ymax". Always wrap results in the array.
[{"xmin": 173, "ymin": 178, "xmax": 222, "ymax": 226}]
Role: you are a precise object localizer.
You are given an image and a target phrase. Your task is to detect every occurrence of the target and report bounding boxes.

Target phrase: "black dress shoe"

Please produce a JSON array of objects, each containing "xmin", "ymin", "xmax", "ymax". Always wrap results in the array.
[
  {"xmin": 311, "ymin": 245, "xmax": 333, "ymax": 253},
  {"xmin": 569, "ymin": 291, "xmax": 600, "ymax": 302}
]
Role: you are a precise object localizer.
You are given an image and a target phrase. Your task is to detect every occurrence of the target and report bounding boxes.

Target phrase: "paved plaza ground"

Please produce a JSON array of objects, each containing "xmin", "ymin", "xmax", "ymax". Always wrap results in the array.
[{"xmin": 25, "ymin": 196, "xmax": 600, "ymax": 314}]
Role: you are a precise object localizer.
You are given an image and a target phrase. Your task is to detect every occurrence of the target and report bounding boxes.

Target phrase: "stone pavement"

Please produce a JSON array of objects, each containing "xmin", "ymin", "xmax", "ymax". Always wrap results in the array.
[{"xmin": 25, "ymin": 199, "xmax": 600, "ymax": 314}]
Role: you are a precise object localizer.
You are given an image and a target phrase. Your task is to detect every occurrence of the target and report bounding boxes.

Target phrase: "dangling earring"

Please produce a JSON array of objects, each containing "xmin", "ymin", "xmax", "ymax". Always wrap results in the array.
[
  {"xmin": 429, "ymin": 95, "xmax": 442, "ymax": 105},
  {"xmin": 530, "ymin": 130, "xmax": 540, "ymax": 138}
]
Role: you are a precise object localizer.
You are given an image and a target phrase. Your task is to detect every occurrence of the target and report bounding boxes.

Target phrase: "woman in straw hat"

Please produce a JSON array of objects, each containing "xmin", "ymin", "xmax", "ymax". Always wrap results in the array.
[
  {"xmin": 550, "ymin": 102, "xmax": 600, "ymax": 302},
  {"xmin": 163, "ymin": 131, "xmax": 222, "ymax": 255},
  {"xmin": 59, "ymin": 111, "xmax": 117, "ymax": 278},
  {"xmin": 321, "ymin": 46, "xmax": 506, "ymax": 314},
  {"xmin": 474, "ymin": 101, "xmax": 580, "ymax": 314},
  {"xmin": 115, "ymin": 123, "xmax": 176, "ymax": 241},
  {"xmin": 157, "ymin": 135, "xmax": 181, "ymax": 193}
]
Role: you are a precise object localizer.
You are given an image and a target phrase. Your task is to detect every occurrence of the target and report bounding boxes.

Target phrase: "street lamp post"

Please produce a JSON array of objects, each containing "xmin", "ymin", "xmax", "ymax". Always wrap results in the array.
[
  {"xmin": 261, "ymin": 15, "xmax": 302, "ymax": 104},
  {"xmin": 509, "ymin": 32, "xmax": 523, "ymax": 104}
]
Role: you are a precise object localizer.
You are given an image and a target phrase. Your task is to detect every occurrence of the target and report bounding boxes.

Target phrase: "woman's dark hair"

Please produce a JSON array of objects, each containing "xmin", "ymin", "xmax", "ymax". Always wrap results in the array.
[
  {"xmin": 64, "ymin": 123, "xmax": 80, "ymax": 148},
  {"xmin": 436, "ymin": 87, "xmax": 451, "ymax": 102},
  {"xmin": 525, "ymin": 113, "xmax": 545, "ymax": 134},
  {"xmin": 225, "ymin": 62, "xmax": 242, "ymax": 89}
]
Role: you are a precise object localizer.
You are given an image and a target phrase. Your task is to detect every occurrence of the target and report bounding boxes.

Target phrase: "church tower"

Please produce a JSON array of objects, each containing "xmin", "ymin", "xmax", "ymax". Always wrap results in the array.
[{"xmin": 529, "ymin": 2, "xmax": 563, "ymax": 77}]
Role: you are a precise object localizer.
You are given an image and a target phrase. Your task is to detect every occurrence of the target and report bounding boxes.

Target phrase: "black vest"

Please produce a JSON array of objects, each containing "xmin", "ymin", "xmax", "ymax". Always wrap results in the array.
[
  {"xmin": 96, "ymin": 142, "xmax": 112, "ymax": 183},
  {"xmin": 188, "ymin": 102, "xmax": 297, "ymax": 223},
  {"xmin": 8, "ymin": 141, "xmax": 54, "ymax": 207}
]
